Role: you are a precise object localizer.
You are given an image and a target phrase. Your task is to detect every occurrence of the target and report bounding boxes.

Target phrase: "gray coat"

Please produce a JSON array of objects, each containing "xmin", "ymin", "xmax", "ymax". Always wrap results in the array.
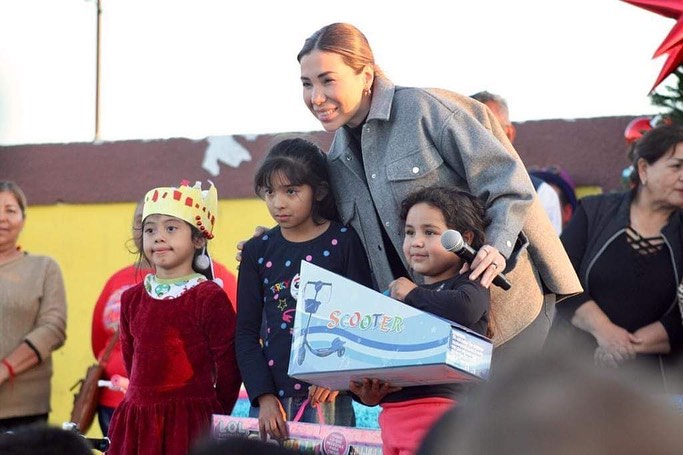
[{"xmin": 326, "ymin": 76, "xmax": 582, "ymax": 346}]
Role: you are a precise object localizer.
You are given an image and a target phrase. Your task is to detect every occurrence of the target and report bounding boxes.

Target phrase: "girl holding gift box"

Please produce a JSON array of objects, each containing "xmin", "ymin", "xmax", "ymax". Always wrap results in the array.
[
  {"xmin": 106, "ymin": 181, "xmax": 241, "ymax": 455},
  {"xmin": 236, "ymin": 138, "xmax": 373, "ymax": 442},
  {"xmin": 347, "ymin": 186, "xmax": 491, "ymax": 455}
]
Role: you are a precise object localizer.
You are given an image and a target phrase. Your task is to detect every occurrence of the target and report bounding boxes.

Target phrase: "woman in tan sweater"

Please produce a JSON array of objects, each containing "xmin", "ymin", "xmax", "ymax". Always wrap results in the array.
[{"xmin": 0, "ymin": 181, "xmax": 67, "ymax": 431}]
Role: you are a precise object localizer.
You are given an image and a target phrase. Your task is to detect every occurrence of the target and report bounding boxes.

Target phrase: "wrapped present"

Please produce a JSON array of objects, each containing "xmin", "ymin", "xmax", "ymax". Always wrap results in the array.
[
  {"xmin": 212, "ymin": 414, "xmax": 382, "ymax": 454},
  {"xmin": 287, "ymin": 261, "xmax": 492, "ymax": 390}
]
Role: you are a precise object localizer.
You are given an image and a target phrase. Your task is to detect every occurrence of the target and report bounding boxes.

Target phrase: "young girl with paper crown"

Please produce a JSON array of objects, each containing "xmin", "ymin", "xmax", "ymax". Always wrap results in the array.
[
  {"xmin": 350, "ymin": 186, "xmax": 491, "ymax": 455},
  {"xmin": 106, "ymin": 180, "xmax": 241, "ymax": 455},
  {"xmin": 236, "ymin": 138, "xmax": 373, "ymax": 441}
]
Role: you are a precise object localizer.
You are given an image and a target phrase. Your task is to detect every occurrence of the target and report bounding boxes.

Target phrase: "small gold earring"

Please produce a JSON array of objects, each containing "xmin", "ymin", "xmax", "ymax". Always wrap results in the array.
[{"xmin": 363, "ymin": 87, "xmax": 372, "ymax": 96}]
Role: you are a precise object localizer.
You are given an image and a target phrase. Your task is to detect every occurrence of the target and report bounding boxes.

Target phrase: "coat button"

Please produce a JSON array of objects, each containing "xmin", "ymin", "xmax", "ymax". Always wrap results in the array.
[
  {"xmin": 346, "ymin": 154, "xmax": 352, "ymax": 161},
  {"xmin": 371, "ymin": 173, "xmax": 377, "ymax": 179},
  {"xmin": 506, "ymin": 240, "xmax": 512, "ymax": 248},
  {"xmin": 412, "ymin": 167, "xmax": 420, "ymax": 174}
]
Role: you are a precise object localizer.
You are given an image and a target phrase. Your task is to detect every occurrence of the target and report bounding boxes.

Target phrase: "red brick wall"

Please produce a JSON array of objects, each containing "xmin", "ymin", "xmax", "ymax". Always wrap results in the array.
[{"xmin": 0, "ymin": 116, "xmax": 635, "ymax": 205}]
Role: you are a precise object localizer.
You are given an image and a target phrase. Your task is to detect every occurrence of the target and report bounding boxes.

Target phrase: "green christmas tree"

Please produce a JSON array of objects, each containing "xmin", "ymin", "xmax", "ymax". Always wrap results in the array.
[{"xmin": 650, "ymin": 69, "xmax": 683, "ymax": 124}]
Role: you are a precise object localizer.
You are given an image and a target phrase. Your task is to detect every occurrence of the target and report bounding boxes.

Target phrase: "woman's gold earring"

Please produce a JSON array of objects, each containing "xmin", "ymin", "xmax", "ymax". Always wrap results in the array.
[{"xmin": 364, "ymin": 87, "xmax": 372, "ymax": 96}]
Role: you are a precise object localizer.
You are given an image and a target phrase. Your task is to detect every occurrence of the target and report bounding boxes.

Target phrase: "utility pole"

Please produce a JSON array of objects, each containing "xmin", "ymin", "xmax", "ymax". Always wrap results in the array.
[{"xmin": 94, "ymin": 0, "xmax": 102, "ymax": 142}]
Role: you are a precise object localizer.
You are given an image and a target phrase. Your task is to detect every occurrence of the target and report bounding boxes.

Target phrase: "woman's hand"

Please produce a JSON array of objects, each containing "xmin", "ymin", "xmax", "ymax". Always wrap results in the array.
[
  {"xmin": 235, "ymin": 226, "xmax": 268, "ymax": 263},
  {"xmin": 308, "ymin": 385, "xmax": 339, "ymax": 407},
  {"xmin": 0, "ymin": 342, "xmax": 42, "ymax": 386},
  {"xmin": 594, "ymin": 346, "xmax": 623, "ymax": 368},
  {"xmin": 257, "ymin": 394, "xmax": 288, "ymax": 441},
  {"xmin": 592, "ymin": 322, "xmax": 640, "ymax": 367},
  {"xmin": 349, "ymin": 378, "xmax": 401, "ymax": 406},
  {"xmin": 461, "ymin": 244, "xmax": 507, "ymax": 288},
  {"xmin": 571, "ymin": 300, "xmax": 640, "ymax": 367},
  {"xmin": 387, "ymin": 277, "xmax": 417, "ymax": 302},
  {"xmin": 632, "ymin": 322, "xmax": 670, "ymax": 355}
]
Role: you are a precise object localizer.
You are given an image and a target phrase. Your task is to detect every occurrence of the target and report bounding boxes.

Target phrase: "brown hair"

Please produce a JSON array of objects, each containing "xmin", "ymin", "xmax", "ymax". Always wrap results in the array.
[
  {"xmin": 0, "ymin": 181, "xmax": 27, "ymax": 218},
  {"xmin": 297, "ymin": 23, "xmax": 384, "ymax": 79}
]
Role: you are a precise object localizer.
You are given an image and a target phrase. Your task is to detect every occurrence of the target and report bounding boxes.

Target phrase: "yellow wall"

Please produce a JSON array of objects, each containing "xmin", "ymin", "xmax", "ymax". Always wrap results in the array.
[{"xmin": 19, "ymin": 199, "xmax": 272, "ymax": 436}]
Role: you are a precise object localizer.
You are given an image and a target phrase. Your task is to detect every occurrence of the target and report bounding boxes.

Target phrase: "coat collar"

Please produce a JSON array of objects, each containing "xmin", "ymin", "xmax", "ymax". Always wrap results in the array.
[
  {"xmin": 328, "ymin": 76, "xmax": 396, "ymax": 162},
  {"xmin": 367, "ymin": 75, "xmax": 395, "ymax": 123}
]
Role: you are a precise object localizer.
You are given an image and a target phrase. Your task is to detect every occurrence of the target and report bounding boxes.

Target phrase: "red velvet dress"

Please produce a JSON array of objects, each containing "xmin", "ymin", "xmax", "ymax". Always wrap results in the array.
[
  {"xmin": 91, "ymin": 264, "xmax": 238, "ymax": 410},
  {"xmin": 107, "ymin": 280, "xmax": 241, "ymax": 455}
]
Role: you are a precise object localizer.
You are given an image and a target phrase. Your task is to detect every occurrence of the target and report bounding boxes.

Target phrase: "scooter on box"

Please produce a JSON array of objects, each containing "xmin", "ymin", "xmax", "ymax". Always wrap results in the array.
[{"xmin": 296, "ymin": 280, "xmax": 346, "ymax": 365}]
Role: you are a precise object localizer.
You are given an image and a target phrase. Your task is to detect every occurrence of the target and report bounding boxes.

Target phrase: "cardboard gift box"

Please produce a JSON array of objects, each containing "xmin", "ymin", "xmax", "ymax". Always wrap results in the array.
[
  {"xmin": 212, "ymin": 414, "xmax": 382, "ymax": 455},
  {"xmin": 287, "ymin": 261, "xmax": 493, "ymax": 390}
]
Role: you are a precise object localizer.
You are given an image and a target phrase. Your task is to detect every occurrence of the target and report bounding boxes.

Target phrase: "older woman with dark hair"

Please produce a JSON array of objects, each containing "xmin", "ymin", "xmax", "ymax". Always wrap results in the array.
[
  {"xmin": 549, "ymin": 124, "xmax": 683, "ymax": 391},
  {"xmin": 0, "ymin": 181, "xmax": 67, "ymax": 430}
]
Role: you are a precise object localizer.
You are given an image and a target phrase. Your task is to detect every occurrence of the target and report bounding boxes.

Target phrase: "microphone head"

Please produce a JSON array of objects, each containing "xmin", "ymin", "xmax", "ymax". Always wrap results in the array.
[{"xmin": 441, "ymin": 229, "xmax": 464, "ymax": 252}]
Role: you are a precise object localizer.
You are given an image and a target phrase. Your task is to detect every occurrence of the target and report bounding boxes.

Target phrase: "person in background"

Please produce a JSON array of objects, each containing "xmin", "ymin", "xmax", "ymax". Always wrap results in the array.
[
  {"xmin": 0, "ymin": 181, "xmax": 67, "ymax": 431},
  {"xmin": 106, "ymin": 181, "xmax": 241, "ymax": 455},
  {"xmin": 190, "ymin": 435, "xmax": 301, "ymax": 455},
  {"xmin": 416, "ymin": 351, "xmax": 683, "ymax": 455},
  {"xmin": 236, "ymin": 138, "xmax": 373, "ymax": 442},
  {"xmin": 0, "ymin": 425, "xmax": 93, "ymax": 455},
  {"xmin": 347, "ymin": 186, "xmax": 490, "ymax": 454},
  {"xmin": 471, "ymin": 91, "xmax": 563, "ymax": 235},
  {"xmin": 91, "ymin": 199, "xmax": 238, "ymax": 435},
  {"xmin": 529, "ymin": 166, "xmax": 578, "ymax": 230},
  {"xmin": 547, "ymin": 124, "xmax": 683, "ymax": 393}
]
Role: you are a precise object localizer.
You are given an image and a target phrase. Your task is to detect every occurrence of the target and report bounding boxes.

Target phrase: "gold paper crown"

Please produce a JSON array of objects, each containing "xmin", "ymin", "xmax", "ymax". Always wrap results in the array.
[{"xmin": 142, "ymin": 180, "xmax": 218, "ymax": 239}]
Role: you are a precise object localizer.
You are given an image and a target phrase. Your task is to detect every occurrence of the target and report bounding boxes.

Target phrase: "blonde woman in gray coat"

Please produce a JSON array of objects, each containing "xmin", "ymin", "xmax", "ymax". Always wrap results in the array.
[{"xmin": 296, "ymin": 23, "xmax": 581, "ymax": 365}]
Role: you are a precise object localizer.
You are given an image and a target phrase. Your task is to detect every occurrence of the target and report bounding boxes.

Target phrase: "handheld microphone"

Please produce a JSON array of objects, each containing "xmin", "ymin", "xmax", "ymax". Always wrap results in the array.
[{"xmin": 440, "ymin": 229, "xmax": 512, "ymax": 291}]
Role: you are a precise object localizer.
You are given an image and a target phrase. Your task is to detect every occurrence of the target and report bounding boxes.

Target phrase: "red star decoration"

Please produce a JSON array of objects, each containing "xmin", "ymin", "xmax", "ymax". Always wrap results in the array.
[{"xmin": 623, "ymin": 0, "xmax": 683, "ymax": 91}]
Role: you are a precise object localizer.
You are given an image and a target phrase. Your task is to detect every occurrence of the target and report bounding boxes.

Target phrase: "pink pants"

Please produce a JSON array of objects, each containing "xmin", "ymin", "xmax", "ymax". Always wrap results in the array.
[{"xmin": 379, "ymin": 397, "xmax": 456, "ymax": 455}]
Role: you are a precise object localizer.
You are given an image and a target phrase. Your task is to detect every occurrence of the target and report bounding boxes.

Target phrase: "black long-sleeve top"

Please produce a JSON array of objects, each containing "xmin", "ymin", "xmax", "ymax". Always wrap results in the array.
[
  {"xmin": 557, "ymin": 199, "xmax": 683, "ymax": 351},
  {"xmin": 551, "ymin": 193, "xmax": 683, "ymax": 394},
  {"xmin": 381, "ymin": 273, "xmax": 490, "ymax": 403},
  {"xmin": 235, "ymin": 222, "xmax": 373, "ymax": 406}
]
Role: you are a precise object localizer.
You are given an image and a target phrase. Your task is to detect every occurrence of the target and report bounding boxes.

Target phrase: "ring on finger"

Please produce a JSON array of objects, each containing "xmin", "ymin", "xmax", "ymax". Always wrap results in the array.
[{"xmin": 491, "ymin": 262, "xmax": 498, "ymax": 269}]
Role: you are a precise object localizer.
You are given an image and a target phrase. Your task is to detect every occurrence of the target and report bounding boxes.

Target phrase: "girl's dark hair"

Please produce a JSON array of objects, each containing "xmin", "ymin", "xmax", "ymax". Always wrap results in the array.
[
  {"xmin": 400, "ymin": 186, "xmax": 493, "ymax": 338},
  {"xmin": 399, "ymin": 186, "xmax": 490, "ymax": 249},
  {"xmin": 255, "ymin": 138, "xmax": 338, "ymax": 224},
  {"xmin": 0, "ymin": 181, "xmax": 27, "ymax": 218},
  {"xmin": 630, "ymin": 124, "xmax": 683, "ymax": 190},
  {"xmin": 297, "ymin": 22, "xmax": 384, "ymax": 78}
]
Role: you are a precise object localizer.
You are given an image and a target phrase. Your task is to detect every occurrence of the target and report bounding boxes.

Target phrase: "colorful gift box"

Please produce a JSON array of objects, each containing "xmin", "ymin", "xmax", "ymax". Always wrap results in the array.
[
  {"xmin": 212, "ymin": 414, "xmax": 383, "ymax": 454},
  {"xmin": 287, "ymin": 261, "xmax": 492, "ymax": 390}
]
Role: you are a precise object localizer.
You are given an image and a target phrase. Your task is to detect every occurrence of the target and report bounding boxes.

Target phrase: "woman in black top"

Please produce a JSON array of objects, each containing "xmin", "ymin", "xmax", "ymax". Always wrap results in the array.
[{"xmin": 550, "ymin": 124, "xmax": 683, "ymax": 392}]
